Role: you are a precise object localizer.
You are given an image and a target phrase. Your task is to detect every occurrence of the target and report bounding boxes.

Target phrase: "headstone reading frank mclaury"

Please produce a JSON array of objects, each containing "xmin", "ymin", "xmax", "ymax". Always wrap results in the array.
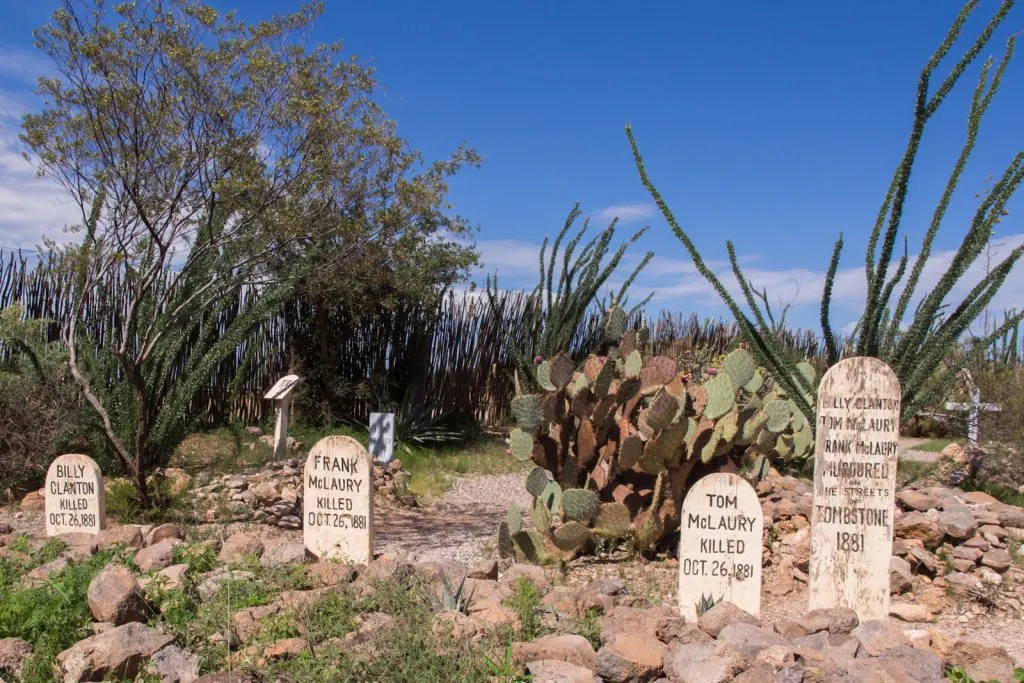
[
  {"xmin": 809, "ymin": 357, "xmax": 900, "ymax": 621},
  {"xmin": 678, "ymin": 473, "xmax": 763, "ymax": 620},
  {"xmin": 45, "ymin": 453, "xmax": 105, "ymax": 536},
  {"xmin": 303, "ymin": 435, "xmax": 374, "ymax": 564}
]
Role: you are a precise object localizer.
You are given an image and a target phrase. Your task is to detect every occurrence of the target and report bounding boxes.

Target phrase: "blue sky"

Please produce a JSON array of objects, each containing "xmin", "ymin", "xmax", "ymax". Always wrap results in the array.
[{"xmin": 1, "ymin": 1, "xmax": 1022, "ymax": 335}]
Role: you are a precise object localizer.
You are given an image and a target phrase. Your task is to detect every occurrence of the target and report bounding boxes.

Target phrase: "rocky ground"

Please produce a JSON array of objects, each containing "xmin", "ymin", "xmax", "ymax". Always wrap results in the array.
[{"xmin": 3, "ymin": 443, "xmax": 1024, "ymax": 681}]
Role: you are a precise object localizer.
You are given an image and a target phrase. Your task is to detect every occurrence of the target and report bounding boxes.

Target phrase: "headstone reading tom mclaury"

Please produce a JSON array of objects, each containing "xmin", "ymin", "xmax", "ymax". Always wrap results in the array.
[
  {"xmin": 45, "ymin": 453, "xmax": 105, "ymax": 536},
  {"xmin": 678, "ymin": 473, "xmax": 763, "ymax": 620},
  {"xmin": 303, "ymin": 435, "xmax": 373, "ymax": 563},
  {"xmin": 809, "ymin": 357, "xmax": 900, "ymax": 621}
]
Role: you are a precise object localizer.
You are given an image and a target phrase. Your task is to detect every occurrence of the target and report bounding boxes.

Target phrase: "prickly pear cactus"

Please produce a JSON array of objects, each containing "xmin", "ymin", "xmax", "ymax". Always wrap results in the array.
[{"xmin": 499, "ymin": 331, "xmax": 818, "ymax": 562}]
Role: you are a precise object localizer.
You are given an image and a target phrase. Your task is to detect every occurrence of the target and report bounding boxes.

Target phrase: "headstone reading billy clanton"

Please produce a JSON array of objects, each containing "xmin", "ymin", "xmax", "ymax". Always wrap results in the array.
[
  {"xmin": 678, "ymin": 473, "xmax": 763, "ymax": 619},
  {"xmin": 303, "ymin": 435, "xmax": 373, "ymax": 563},
  {"xmin": 809, "ymin": 357, "xmax": 900, "ymax": 621},
  {"xmin": 45, "ymin": 453, "xmax": 105, "ymax": 536}
]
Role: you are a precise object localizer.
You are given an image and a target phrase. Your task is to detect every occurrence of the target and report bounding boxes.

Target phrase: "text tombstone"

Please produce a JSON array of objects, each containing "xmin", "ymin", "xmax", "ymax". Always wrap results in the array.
[
  {"xmin": 809, "ymin": 356, "xmax": 900, "ymax": 621},
  {"xmin": 303, "ymin": 435, "xmax": 374, "ymax": 564},
  {"xmin": 45, "ymin": 453, "xmax": 105, "ymax": 536},
  {"xmin": 678, "ymin": 472, "xmax": 763, "ymax": 620}
]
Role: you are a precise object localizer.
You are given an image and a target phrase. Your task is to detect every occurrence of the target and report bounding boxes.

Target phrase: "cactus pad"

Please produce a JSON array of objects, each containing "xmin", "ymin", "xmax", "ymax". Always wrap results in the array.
[
  {"xmin": 549, "ymin": 352, "xmax": 575, "ymax": 390},
  {"xmin": 722, "ymin": 348, "xmax": 756, "ymax": 389},
  {"xmin": 738, "ymin": 408, "xmax": 768, "ymax": 443},
  {"xmin": 553, "ymin": 521, "xmax": 594, "ymax": 552},
  {"xmin": 646, "ymin": 389, "xmax": 680, "ymax": 431},
  {"xmin": 530, "ymin": 496, "xmax": 552, "ymax": 533},
  {"xmin": 640, "ymin": 356, "xmax": 677, "ymax": 390},
  {"xmin": 619, "ymin": 330, "xmax": 638, "ymax": 356},
  {"xmin": 638, "ymin": 445, "xmax": 667, "ymax": 475},
  {"xmin": 744, "ymin": 369, "xmax": 765, "ymax": 394},
  {"xmin": 718, "ymin": 409, "xmax": 739, "ymax": 443},
  {"xmin": 540, "ymin": 480, "xmax": 563, "ymax": 514},
  {"xmin": 498, "ymin": 522, "xmax": 513, "ymax": 558},
  {"xmin": 593, "ymin": 502, "xmax": 632, "ymax": 539},
  {"xmin": 526, "ymin": 467, "xmax": 549, "ymax": 498},
  {"xmin": 616, "ymin": 376, "xmax": 641, "ymax": 404},
  {"xmin": 688, "ymin": 384, "xmax": 708, "ymax": 415},
  {"xmin": 507, "ymin": 505, "xmax": 523, "ymax": 536},
  {"xmin": 511, "ymin": 394, "xmax": 544, "ymax": 431},
  {"xmin": 536, "ymin": 361, "xmax": 556, "ymax": 391},
  {"xmin": 594, "ymin": 360, "xmax": 615, "ymax": 399},
  {"xmin": 764, "ymin": 399, "xmax": 791, "ymax": 433},
  {"xmin": 509, "ymin": 428, "xmax": 534, "ymax": 462},
  {"xmin": 703, "ymin": 374, "xmax": 736, "ymax": 420},
  {"xmin": 513, "ymin": 530, "xmax": 547, "ymax": 564},
  {"xmin": 793, "ymin": 425, "xmax": 813, "ymax": 457},
  {"xmin": 624, "ymin": 349, "xmax": 643, "ymax": 377},
  {"xmin": 604, "ymin": 306, "xmax": 627, "ymax": 341},
  {"xmin": 619, "ymin": 434, "xmax": 644, "ymax": 469},
  {"xmin": 576, "ymin": 418, "xmax": 597, "ymax": 468},
  {"xmin": 560, "ymin": 457, "xmax": 580, "ymax": 488},
  {"xmin": 562, "ymin": 488, "xmax": 600, "ymax": 522}
]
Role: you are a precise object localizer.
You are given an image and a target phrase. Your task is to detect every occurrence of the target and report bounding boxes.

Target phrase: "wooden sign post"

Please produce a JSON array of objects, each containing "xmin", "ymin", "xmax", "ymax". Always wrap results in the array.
[
  {"xmin": 369, "ymin": 412, "xmax": 395, "ymax": 463},
  {"xmin": 264, "ymin": 374, "xmax": 300, "ymax": 459},
  {"xmin": 678, "ymin": 473, "xmax": 763, "ymax": 619},
  {"xmin": 809, "ymin": 357, "xmax": 900, "ymax": 621}
]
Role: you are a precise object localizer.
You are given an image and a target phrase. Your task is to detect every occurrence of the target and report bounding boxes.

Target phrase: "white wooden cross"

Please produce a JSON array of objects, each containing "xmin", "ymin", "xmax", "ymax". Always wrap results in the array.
[
  {"xmin": 264, "ymin": 374, "xmax": 301, "ymax": 459},
  {"xmin": 944, "ymin": 370, "xmax": 1001, "ymax": 447}
]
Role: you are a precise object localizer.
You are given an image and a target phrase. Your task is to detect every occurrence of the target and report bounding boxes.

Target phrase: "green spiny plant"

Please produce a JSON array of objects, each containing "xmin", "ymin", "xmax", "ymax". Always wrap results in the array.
[
  {"xmin": 695, "ymin": 592, "xmax": 723, "ymax": 617},
  {"xmin": 499, "ymin": 331, "xmax": 813, "ymax": 561},
  {"xmin": 626, "ymin": 0, "xmax": 1024, "ymax": 426}
]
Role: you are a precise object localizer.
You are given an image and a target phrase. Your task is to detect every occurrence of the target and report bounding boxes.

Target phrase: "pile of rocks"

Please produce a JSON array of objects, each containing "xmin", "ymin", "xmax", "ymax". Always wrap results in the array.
[
  {"xmin": 191, "ymin": 456, "xmax": 413, "ymax": 529},
  {"xmin": 3, "ymin": 530, "xmax": 1017, "ymax": 683},
  {"xmin": 756, "ymin": 469, "xmax": 1024, "ymax": 618}
]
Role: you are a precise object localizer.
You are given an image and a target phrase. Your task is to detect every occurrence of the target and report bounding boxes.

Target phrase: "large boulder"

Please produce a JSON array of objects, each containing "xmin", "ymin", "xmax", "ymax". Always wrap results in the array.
[
  {"xmin": 57, "ymin": 622, "xmax": 173, "ymax": 682},
  {"xmin": 0, "ymin": 637, "xmax": 33, "ymax": 678},
  {"xmin": 135, "ymin": 539, "xmax": 181, "ymax": 572},
  {"xmin": 87, "ymin": 564, "xmax": 149, "ymax": 625},
  {"xmin": 512, "ymin": 634, "xmax": 596, "ymax": 671},
  {"xmin": 697, "ymin": 602, "xmax": 759, "ymax": 638},
  {"xmin": 662, "ymin": 641, "xmax": 748, "ymax": 683},
  {"xmin": 938, "ymin": 506, "xmax": 977, "ymax": 541}
]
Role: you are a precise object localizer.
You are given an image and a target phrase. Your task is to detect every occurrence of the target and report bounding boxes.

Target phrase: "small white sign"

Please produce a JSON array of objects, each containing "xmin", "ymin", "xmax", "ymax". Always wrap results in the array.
[
  {"xmin": 369, "ymin": 412, "xmax": 395, "ymax": 463},
  {"xmin": 265, "ymin": 374, "xmax": 300, "ymax": 401}
]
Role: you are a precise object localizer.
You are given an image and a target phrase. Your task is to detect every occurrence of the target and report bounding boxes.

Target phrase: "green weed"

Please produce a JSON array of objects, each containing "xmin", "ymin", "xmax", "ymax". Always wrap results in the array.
[{"xmin": 503, "ymin": 578, "xmax": 545, "ymax": 640}]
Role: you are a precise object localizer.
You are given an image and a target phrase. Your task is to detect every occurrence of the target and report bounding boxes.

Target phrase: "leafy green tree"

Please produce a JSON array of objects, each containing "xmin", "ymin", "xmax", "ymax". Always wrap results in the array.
[
  {"xmin": 20, "ymin": 0, "xmax": 477, "ymax": 507},
  {"xmin": 627, "ymin": 0, "xmax": 1023, "ymax": 425}
]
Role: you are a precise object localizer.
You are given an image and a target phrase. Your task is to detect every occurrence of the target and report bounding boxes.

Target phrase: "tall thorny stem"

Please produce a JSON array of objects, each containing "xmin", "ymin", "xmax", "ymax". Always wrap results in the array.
[{"xmin": 628, "ymin": 0, "xmax": 1024, "ymax": 424}]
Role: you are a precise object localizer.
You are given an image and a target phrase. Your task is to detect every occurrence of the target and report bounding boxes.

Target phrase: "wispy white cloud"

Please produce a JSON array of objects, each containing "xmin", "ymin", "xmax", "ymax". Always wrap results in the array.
[
  {"xmin": 589, "ymin": 202, "xmax": 657, "ymax": 225},
  {"xmin": 0, "ymin": 46, "xmax": 54, "ymax": 86}
]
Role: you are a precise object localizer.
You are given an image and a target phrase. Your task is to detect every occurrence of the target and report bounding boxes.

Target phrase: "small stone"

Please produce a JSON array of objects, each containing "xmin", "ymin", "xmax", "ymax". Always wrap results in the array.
[
  {"xmin": 97, "ymin": 526, "xmax": 145, "ymax": 551},
  {"xmin": 87, "ymin": 564, "xmax": 148, "ymax": 625},
  {"xmin": 765, "ymin": 556, "xmax": 795, "ymax": 596},
  {"xmin": 219, "ymin": 533, "xmax": 263, "ymax": 563},
  {"xmin": 978, "ymin": 524, "xmax": 1007, "ymax": 539},
  {"xmin": 697, "ymin": 601, "xmax": 759, "ymax": 638},
  {"xmin": 134, "ymin": 539, "xmax": 180, "ymax": 572},
  {"xmin": 261, "ymin": 637, "xmax": 306, "ymax": 662},
  {"xmin": 963, "ymin": 536, "xmax": 991, "ymax": 550},
  {"xmin": 56, "ymin": 622, "xmax": 173, "ymax": 682},
  {"xmin": 524, "ymin": 659, "xmax": 598, "ymax": 683},
  {"xmin": 938, "ymin": 506, "xmax": 977, "ymax": 541},
  {"xmin": 594, "ymin": 634, "xmax": 665, "ymax": 682},
  {"xmin": 952, "ymin": 545, "xmax": 983, "ymax": 562},
  {"xmin": 147, "ymin": 644, "xmax": 198, "ymax": 683},
  {"xmin": 897, "ymin": 490, "xmax": 939, "ymax": 512},
  {"xmin": 981, "ymin": 548, "xmax": 1011, "ymax": 572},
  {"xmin": 851, "ymin": 619, "xmax": 909, "ymax": 656},
  {"xmin": 259, "ymin": 541, "xmax": 307, "ymax": 567},
  {"xmin": 905, "ymin": 629, "xmax": 931, "ymax": 649},
  {"xmin": 277, "ymin": 516, "xmax": 301, "ymax": 530},
  {"xmin": 944, "ymin": 572, "xmax": 982, "ymax": 592},
  {"xmin": 889, "ymin": 603, "xmax": 934, "ymax": 623},
  {"xmin": 0, "ymin": 637, "xmax": 33, "ymax": 676},
  {"xmin": 798, "ymin": 607, "xmax": 859, "ymax": 635},
  {"xmin": 147, "ymin": 523, "xmax": 184, "ymax": 546},
  {"xmin": 715, "ymin": 623, "xmax": 788, "ymax": 657},
  {"xmin": 662, "ymin": 642, "xmax": 747, "ymax": 683},
  {"xmin": 894, "ymin": 511, "xmax": 944, "ymax": 549},
  {"xmin": 890, "ymin": 555, "xmax": 914, "ymax": 594},
  {"xmin": 512, "ymin": 634, "xmax": 596, "ymax": 671},
  {"xmin": 467, "ymin": 559, "xmax": 499, "ymax": 580}
]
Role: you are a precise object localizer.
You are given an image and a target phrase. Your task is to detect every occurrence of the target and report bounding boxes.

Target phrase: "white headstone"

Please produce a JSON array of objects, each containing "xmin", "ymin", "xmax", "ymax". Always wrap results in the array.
[
  {"xmin": 809, "ymin": 356, "xmax": 900, "ymax": 621},
  {"xmin": 45, "ymin": 453, "xmax": 105, "ymax": 536},
  {"xmin": 944, "ymin": 370, "xmax": 1000, "ymax": 447},
  {"xmin": 678, "ymin": 473, "xmax": 763, "ymax": 620},
  {"xmin": 303, "ymin": 435, "xmax": 374, "ymax": 563},
  {"xmin": 369, "ymin": 412, "xmax": 395, "ymax": 463},
  {"xmin": 264, "ymin": 374, "xmax": 300, "ymax": 459}
]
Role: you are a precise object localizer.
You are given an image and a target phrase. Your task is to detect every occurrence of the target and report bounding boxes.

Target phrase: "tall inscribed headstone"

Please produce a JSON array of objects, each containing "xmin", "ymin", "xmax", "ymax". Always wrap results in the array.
[
  {"xmin": 303, "ymin": 435, "xmax": 374, "ymax": 564},
  {"xmin": 45, "ymin": 453, "xmax": 105, "ymax": 536},
  {"xmin": 809, "ymin": 357, "xmax": 900, "ymax": 621},
  {"xmin": 678, "ymin": 473, "xmax": 763, "ymax": 620}
]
